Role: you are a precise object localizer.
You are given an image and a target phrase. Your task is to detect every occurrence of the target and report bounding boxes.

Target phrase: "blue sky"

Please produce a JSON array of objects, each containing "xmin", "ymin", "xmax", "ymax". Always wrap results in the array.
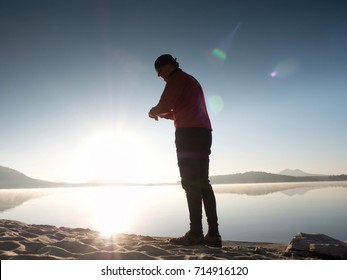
[{"xmin": 1, "ymin": 0, "xmax": 346, "ymax": 183}]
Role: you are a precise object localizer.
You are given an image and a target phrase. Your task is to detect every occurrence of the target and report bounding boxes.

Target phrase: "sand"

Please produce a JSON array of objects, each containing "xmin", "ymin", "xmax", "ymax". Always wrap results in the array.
[{"xmin": 0, "ymin": 219, "xmax": 311, "ymax": 260}]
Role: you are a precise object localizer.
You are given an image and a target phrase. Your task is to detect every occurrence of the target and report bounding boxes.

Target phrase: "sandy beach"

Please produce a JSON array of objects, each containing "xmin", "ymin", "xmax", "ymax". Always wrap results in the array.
[{"xmin": 3, "ymin": 219, "xmax": 337, "ymax": 260}]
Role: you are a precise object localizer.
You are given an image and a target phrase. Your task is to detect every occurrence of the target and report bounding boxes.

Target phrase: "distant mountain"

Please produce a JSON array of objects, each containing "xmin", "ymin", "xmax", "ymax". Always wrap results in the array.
[
  {"xmin": 0, "ymin": 165, "xmax": 60, "ymax": 189},
  {"xmin": 1, "ymin": 165, "xmax": 347, "ymax": 189},
  {"xmin": 209, "ymin": 171, "xmax": 347, "ymax": 184},
  {"xmin": 278, "ymin": 169, "xmax": 326, "ymax": 177}
]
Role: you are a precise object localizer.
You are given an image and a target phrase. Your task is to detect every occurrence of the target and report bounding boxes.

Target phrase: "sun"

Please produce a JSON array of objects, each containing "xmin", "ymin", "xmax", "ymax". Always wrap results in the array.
[
  {"xmin": 76, "ymin": 128, "xmax": 152, "ymax": 183},
  {"xmin": 69, "ymin": 186, "xmax": 143, "ymax": 238}
]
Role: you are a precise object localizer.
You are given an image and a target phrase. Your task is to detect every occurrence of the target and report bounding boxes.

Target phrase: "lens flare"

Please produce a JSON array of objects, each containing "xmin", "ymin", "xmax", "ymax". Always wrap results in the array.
[
  {"xmin": 271, "ymin": 58, "xmax": 299, "ymax": 78},
  {"xmin": 208, "ymin": 95, "xmax": 224, "ymax": 113},
  {"xmin": 208, "ymin": 23, "xmax": 241, "ymax": 65},
  {"xmin": 212, "ymin": 48, "xmax": 227, "ymax": 61}
]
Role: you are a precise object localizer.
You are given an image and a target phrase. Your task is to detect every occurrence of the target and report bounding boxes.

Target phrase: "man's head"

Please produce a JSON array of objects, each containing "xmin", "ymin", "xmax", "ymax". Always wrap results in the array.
[{"xmin": 154, "ymin": 54, "xmax": 179, "ymax": 81}]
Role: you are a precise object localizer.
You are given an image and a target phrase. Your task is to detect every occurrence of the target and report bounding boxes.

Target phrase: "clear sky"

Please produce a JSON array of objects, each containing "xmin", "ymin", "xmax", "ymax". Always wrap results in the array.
[{"xmin": 1, "ymin": 0, "xmax": 346, "ymax": 183}]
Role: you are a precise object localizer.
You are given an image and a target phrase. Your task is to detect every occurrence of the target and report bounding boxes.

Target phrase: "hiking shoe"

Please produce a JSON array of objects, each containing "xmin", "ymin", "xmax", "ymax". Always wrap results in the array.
[
  {"xmin": 169, "ymin": 231, "xmax": 204, "ymax": 246},
  {"xmin": 204, "ymin": 233, "xmax": 222, "ymax": 247}
]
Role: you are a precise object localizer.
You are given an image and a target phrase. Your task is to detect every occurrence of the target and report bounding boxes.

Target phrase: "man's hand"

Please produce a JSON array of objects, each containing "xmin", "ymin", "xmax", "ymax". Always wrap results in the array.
[
  {"xmin": 160, "ymin": 111, "xmax": 174, "ymax": 120},
  {"xmin": 148, "ymin": 108, "xmax": 158, "ymax": 121}
]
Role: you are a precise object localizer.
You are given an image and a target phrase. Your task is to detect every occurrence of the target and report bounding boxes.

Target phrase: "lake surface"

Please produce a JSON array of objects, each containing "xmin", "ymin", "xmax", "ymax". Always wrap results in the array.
[{"xmin": 1, "ymin": 181, "xmax": 347, "ymax": 243}]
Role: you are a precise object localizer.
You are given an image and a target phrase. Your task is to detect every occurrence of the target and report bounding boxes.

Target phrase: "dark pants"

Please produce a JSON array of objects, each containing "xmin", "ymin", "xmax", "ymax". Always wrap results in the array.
[{"xmin": 175, "ymin": 128, "xmax": 219, "ymax": 235}]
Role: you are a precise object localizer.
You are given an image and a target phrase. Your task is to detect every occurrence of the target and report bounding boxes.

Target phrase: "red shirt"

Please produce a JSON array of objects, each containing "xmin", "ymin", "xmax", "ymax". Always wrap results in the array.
[{"xmin": 152, "ymin": 69, "xmax": 212, "ymax": 130}]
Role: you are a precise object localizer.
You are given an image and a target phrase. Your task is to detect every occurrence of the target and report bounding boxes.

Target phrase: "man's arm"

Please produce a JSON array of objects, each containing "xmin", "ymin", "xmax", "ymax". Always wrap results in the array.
[
  {"xmin": 148, "ymin": 108, "xmax": 173, "ymax": 120},
  {"xmin": 149, "ymin": 82, "xmax": 176, "ymax": 120}
]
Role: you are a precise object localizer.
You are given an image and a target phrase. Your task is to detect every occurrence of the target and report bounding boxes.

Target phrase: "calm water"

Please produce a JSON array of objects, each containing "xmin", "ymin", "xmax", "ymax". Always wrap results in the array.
[{"xmin": 1, "ymin": 181, "xmax": 347, "ymax": 243}]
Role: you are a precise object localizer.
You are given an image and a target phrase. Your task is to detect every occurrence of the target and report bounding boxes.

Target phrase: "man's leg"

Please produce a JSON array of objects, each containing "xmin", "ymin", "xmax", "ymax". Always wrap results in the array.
[
  {"xmin": 180, "ymin": 159, "xmax": 203, "ymax": 236},
  {"xmin": 199, "ymin": 157, "xmax": 222, "ymax": 247},
  {"xmin": 199, "ymin": 157, "xmax": 219, "ymax": 233},
  {"xmin": 169, "ymin": 158, "xmax": 204, "ymax": 245}
]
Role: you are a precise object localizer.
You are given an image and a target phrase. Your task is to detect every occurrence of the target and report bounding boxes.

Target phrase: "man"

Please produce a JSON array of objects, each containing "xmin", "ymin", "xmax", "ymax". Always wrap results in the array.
[{"xmin": 148, "ymin": 54, "xmax": 222, "ymax": 247}]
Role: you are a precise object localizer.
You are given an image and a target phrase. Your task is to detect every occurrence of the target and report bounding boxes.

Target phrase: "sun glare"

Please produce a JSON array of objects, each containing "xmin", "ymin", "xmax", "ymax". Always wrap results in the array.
[
  {"xmin": 90, "ymin": 189, "xmax": 135, "ymax": 238},
  {"xmin": 77, "ymin": 129, "xmax": 153, "ymax": 183},
  {"xmin": 70, "ymin": 186, "xmax": 160, "ymax": 238}
]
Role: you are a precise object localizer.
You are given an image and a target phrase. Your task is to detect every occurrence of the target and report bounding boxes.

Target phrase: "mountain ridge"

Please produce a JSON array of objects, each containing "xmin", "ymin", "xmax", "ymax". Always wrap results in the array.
[
  {"xmin": 278, "ymin": 169, "xmax": 326, "ymax": 177},
  {"xmin": 0, "ymin": 165, "xmax": 61, "ymax": 189},
  {"xmin": 1, "ymin": 165, "xmax": 346, "ymax": 189}
]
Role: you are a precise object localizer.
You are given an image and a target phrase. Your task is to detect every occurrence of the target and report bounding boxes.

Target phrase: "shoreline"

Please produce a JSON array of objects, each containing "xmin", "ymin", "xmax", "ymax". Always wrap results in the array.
[{"xmin": 2, "ymin": 219, "xmax": 341, "ymax": 260}]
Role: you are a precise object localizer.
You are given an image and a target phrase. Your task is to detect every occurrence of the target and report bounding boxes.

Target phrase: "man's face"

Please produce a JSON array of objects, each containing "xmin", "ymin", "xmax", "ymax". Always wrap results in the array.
[{"xmin": 156, "ymin": 64, "xmax": 170, "ymax": 82}]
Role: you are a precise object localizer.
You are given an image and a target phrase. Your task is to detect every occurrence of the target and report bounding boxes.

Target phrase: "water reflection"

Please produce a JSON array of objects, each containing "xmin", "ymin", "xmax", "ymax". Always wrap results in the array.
[
  {"xmin": 213, "ymin": 181, "xmax": 347, "ymax": 196},
  {"xmin": 1, "ymin": 182, "xmax": 347, "ymax": 243},
  {"xmin": 0, "ymin": 189, "xmax": 48, "ymax": 213},
  {"xmin": 1, "ymin": 181, "xmax": 346, "ymax": 213}
]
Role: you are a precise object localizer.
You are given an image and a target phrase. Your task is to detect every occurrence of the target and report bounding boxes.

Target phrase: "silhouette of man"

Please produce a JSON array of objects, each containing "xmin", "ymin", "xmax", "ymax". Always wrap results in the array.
[{"xmin": 149, "ymin": 54, "xmax": 221, "ymax": 247}]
